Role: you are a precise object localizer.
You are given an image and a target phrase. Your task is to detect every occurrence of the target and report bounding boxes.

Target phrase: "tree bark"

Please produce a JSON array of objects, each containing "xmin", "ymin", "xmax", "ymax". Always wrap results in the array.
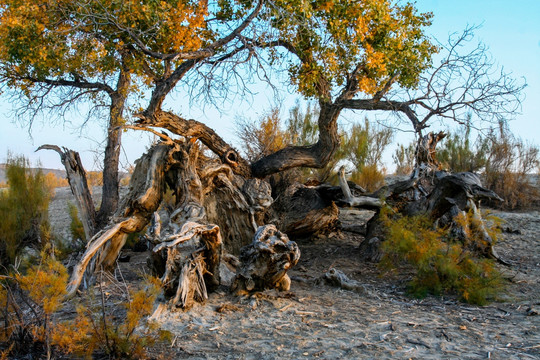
[
  {"xmin": 36, "ymin": 145, "xmax": 96, "ymax": 241},
  {"xmin": 97, "ymin": 68, "xmax": 131, "ymax": 227}
]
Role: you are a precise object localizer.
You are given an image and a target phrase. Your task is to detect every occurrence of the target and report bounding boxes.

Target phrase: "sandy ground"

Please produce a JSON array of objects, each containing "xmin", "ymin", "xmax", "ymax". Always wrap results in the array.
[{"xmin": 49, "ymin": 189, "xmax": 540, "ymax": 360}]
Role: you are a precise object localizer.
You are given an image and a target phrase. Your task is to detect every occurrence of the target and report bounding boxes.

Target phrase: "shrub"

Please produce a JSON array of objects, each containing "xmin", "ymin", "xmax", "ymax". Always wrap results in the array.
[
  {"xmin": 380, "ymin": 207, "xmax": 503, "ymax": 305},
  {"xmin": 235, "ymin": 107, "xmax": 290, "ymax": 163},
  {"xmin": 482, "ymin": 129, "xmax": 539, "ymax": 209},
  {"xmin": 350, "ymin": 164, "xmax": 386, "ymax": 192},
  {"xmin": 68, "ymin": 202, "xmax": 86, "ymax": 242},
  {"xmin": 0, "ymin": 256, "xmax": 163, "ymax": 359},
  {"xmin": 0, "ymin": 155, "xmax": 53, "ymax": 267},
  {"xmin": 87, "ymin": 171, "xmax": 103, "ymax": 187},
  {"xmin": 392, "ymin": 143, "xmax": 416, "ymax": 176},
  {"xmin": 43, "ymin": 172, "xmax": 69, "ymax": 189},
  {"xmin": 67, "ymin": 276, "xmax": 162, "ymax": 359},
  {"xmin": 437, "ymin": 125, "xmax": 489, "ymax": 173},
  {"xmin": 1, "ymin": 255, "xmax": 68, "ymax": 358}
]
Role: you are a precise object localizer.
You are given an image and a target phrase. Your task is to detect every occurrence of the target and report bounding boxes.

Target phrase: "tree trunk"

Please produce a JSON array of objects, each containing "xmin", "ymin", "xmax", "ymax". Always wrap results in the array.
[
  {"xmin": 97, "ymin": 69, "xmax": 131, "ymax": 227},
  {"xmin": 67, "ymin": 143, "xmax": 175, "ymax": 296}
]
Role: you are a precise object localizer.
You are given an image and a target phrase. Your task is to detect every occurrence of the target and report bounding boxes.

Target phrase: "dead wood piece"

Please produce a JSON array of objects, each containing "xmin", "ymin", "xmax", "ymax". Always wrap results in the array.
[
  {"xmin": 66, "ymin": 143, "xmax": 177, "ymax": 296},
  {"xmin": 338, "ymin": 166, "xmax": 382, "ymax": 208},
  {"xmin": 232, "ymin": 225, "xmax": 300, "ymax": 293},
  {"xmin": 323, "ymin": 268, "xmax": 365, "ymax": 293},
  {"xmin": 277, "ymin": 185, "xmax": 339, "ymax": 238},
  {"xmin": 151, "ymin": 220, "xmax": 223, "ymax": 309},
  {"xmin": 416, "ymin": 131, "xmax": 447, "ymax": 169},
  {"xmin": 204, "ymin": 174, "xmax": 272, "ymax": 254},
  {"xmin": 37, "ymin": 145, "xmax": 96, "ymax": 241},
  {"xmin": 366, "ymin": 169, "xmax": 507, "ymax": 264}
]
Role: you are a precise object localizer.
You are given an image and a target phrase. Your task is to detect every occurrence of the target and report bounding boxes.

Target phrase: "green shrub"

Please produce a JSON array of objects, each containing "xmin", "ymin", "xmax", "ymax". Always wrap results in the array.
[
  {"xmin": 0, "ymin": 155, "xmax": 53, "ymax": 268},
  {"xmin": 437, "ymin": 125, "xmax": 489, "ymax": 173},
  {"xmin": 392, "ymin": 143, "xmax": 416, "ymax": 175},
  {"xmin": 68, "ymin": 201, "xmax": 86, "ymax": 242},
  {"xmin": 379, "ymin": 207, "xmax": 503, "ymax": 305}
]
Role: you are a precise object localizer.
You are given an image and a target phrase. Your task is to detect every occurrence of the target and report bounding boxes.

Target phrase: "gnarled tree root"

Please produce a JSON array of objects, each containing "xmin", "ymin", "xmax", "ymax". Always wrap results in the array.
[{"xmin": 232, "ymin": 225, "xmax": 300, "ymax": 293}]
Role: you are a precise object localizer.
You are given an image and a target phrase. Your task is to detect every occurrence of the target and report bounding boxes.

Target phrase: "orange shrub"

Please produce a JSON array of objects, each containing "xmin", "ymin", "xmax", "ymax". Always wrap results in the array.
[
  {"xmin": 87, "ymin": 171, "xmax": 103, "ymax": 186},
  {"xmin": 43, "ymin": 172, "xmax": 69, "ymax": 189},
  {"xmin": 350, "ymin": 164, "xmax": 386, "ymax": 192}
]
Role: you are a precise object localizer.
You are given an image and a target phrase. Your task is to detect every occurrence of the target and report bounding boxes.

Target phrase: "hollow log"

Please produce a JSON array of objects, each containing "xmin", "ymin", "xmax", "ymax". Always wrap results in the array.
[{"xmin": 231, "ymin": 225, "xmax": 300, "ymax": 293}]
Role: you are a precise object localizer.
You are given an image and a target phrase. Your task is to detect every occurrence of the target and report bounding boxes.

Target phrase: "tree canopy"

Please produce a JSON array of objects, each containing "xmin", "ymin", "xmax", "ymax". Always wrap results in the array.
[{"xmin": 0, "ymin": 0, "xmax": 524, "ymax": 181}]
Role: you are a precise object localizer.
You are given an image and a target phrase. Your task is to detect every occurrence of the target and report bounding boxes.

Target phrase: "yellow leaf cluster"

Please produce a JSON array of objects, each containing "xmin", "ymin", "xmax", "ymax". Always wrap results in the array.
[
  {"xmin": 16, "ymin": 257, "xmax": 68, "ymax": 314},
  {"xmin": 269, "ymin": 0, "xmax": 437, "ymax": 98},
  {"xmin": 0, "ymin": 0, "xmax": 212, "ymax": 93}
]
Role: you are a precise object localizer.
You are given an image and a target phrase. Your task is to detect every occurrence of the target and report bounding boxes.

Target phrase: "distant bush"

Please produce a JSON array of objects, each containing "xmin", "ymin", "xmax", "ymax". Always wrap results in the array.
[
  {"xmin": 392, "ymin": 143, "xmax": 416, "ymax": 176},
  {"xmin": 380, "ymin": 207, "xmax": 503, "ymax": 305},
  {"xmin": 437, "ymin": 126, "xmax": 489, "ymax": 173},
  {"xmin": 350, "ymin": 164, "xmax": 386, "ymax": 192},
  {"xmin": 235, "ymin": 107, "xmax": 290, "ymax": 163},
  {"xmin": 344, "ymin": 118, "xmax": 392, "ymax": 190},
  {"xmin": 482, "ymin": 129, "xmax": 539, "ymax": 209},
  {"xmin": 87, "ymin": 171, "xmax": 103, "ymax": 187},
  {"xmin": 43, "ymin": 172, "xmax": 69, "ymax": 189},
  {"xmin": 0, "ymin": 155, "xmax": 53, "ymax": 268}
]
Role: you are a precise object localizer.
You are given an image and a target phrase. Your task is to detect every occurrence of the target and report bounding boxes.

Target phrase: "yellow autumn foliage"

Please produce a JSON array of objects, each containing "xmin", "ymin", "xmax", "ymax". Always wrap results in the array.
[{"xmin": 1, "ymin": 256, "xmax": 163, "ymax": 359}]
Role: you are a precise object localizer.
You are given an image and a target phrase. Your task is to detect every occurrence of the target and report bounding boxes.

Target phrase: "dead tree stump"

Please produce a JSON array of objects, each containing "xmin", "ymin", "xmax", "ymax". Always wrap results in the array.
[{"xmin": 232, "ymin": 225, "xmax": 300, "ymax": 293}]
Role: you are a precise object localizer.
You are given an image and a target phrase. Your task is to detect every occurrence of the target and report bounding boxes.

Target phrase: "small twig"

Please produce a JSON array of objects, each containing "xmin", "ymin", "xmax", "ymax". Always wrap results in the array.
[
  {"xmin": 115, "ymin": 260, "xmax": 131, "ymax": 303},
  {"xmin": 99, "ymin": 270, "xmax": 111, "ymax": 352},
  {"xmin": 279, "ymin": 303, "xmax": 294, "ymax": 312}
]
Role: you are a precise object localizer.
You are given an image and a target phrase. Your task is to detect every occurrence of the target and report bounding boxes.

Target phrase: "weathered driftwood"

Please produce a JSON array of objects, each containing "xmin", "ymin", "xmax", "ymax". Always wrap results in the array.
[
  {"xmin": 231, "ymin": 225, "xmax": 300, "ymax": 293},
  {"xmin": 67, "ymin": 143, "xmax": 176, "ymax": 296},
  {"xmin": 338, "ymin": 166, "xmax": 382, "ymax": 208},
  {"xmin": 323, "ymin": 268, "xmax": 366, "ymax": 293},
  {"xmin": 149, "ymin": 221, "xmax": 222, "ymax": 309}
]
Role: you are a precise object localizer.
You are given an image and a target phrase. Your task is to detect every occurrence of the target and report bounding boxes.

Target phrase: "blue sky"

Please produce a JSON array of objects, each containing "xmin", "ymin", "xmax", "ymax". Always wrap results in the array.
[{"xmin": 1, "ymin": 0, "xmax": 539, "ymax": 170}]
